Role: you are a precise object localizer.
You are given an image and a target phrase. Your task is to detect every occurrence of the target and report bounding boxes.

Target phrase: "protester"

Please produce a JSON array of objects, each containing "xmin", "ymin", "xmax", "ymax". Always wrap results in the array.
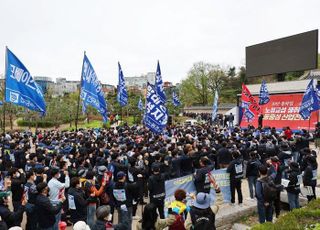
[
  {"xmin": 0, "ymin": 121, "xmax": 318, "ymax": 229},
  {"xmin": 256, "ymin": 165, "xmax": 273, "ymax": 223},
  {"xmin": 0, "ymin": 191, "xmax": 26, "ymax": 228},
  {"xmin": 184, "ymin": 174, "xmax": 223, "ymax": 230},
  {"xmin": 113, "ymin": 171, "xmax": 139, "ymax": 230},
  {"xmin": 92, "ymin": 205, "xmax": 128, "ymax": 230},
  {"xmin": 84, "ymin": 171, "xmax": 106, "ymax": 228},
  {"xmin": 246, "ymin": 151, "xmax": 261, "ymax": 200},
  {"xmin": 227, "ymin": 151, "xmax": 244, "ymax": 206},
  {"xmin": 148, "ymin": 165, "xmax": 166, "ymax": 219},
  {"xmin": 168, "ymin": 189, "xmax": 188, "ymax": 230},
  {"xmin": 136, "ymin": 203, "xmax": 176, "ymax": 230},
  {"xmin": 286, "ymin": 162, "xmax": 301, "ymax": 210},
  {"xmin": 48, "ymin": 167, "xmax": 70, "ymax": 230},
  {"xmin": 68, "ymin": 177, "xmax": 88, "ymax": 224},
  {"xmin": 194, "ymin": 157, "xmax": 214, "ymax": 194},
  {"xmin": 35, "ymin": 182, "xmax": 66, "ymax": 230},
  {"xmin": 24, "ymin": 170, "xmax": 38, "ymax": 230}
]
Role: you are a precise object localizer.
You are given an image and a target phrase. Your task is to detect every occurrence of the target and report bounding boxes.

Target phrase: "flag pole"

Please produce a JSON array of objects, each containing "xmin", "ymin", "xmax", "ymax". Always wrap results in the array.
[
  {"xmin": 3, "ymin": 47, "xmax": 8, "ymax": 133},
  {"xmin": 75, "ymin": 51, "xmax": 85, "ymax": 131}
]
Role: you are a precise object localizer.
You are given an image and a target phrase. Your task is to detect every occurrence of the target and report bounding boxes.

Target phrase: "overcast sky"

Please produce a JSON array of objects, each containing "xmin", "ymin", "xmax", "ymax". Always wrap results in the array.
[{"xmin": 0, "ymin": 0, "xmax": 319, "ymax": 85}]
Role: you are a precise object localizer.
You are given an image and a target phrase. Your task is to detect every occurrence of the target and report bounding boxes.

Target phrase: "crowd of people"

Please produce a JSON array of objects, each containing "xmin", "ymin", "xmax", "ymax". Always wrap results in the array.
[{"xmin": 0, "ymin": 119, "xmax": 318, "ymax": 230}]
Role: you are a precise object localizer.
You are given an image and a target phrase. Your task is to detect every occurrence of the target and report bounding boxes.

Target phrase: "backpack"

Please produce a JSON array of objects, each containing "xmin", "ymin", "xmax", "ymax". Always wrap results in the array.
[
  {"xmin": 260, "ymin": 177, "xmax": 279, "ymax": 202},
  {"xmin": 190, "ymin": 208, "xmax": 215, "ymax": 230},
  {"xmin": 265, "ymin": 142, "xmax": 275, "ymax": 155},
  {"xmin": 169, "ymin": 213, "xmax": 186, "ymax": 230}
]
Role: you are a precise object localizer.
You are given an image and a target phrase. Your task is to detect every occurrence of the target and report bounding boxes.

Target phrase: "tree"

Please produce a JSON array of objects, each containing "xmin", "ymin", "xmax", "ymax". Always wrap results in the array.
[
  {"xmin": 207, "ymin": 65, "xmax": 227, "ymax": 94},
  {"xmin": 238, "ymin": 66, "xmax": 247, "ymax": 85},
  {"xmin": 180, "ymin": 62, "xmax": 227, "ymax": 106}
]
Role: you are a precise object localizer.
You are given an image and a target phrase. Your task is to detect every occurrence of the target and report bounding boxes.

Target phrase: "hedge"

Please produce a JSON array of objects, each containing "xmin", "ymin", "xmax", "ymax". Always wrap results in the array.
[
  {"xmin": 252, "ymin": 199, "xmax": 320, "ymax": 230},
  {"xmin": 17, "ymin": 120, "xmax": 56, "ymax": 128}
]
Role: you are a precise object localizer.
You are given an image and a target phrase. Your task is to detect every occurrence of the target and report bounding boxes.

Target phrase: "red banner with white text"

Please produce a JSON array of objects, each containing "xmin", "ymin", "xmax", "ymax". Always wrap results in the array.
[{"xmin": 240, "ymin": 93, "xmax": 318, "ymax": 131}]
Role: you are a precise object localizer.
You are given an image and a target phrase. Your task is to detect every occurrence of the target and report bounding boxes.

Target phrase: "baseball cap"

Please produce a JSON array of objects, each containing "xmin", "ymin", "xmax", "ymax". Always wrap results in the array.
[
  {"xmin": 117, "ymin": 171, "xmax": 126, "ymax": 179},
  {"xmin": 193, "ymin": 192, "xmax": 211, "ymax": 209}
]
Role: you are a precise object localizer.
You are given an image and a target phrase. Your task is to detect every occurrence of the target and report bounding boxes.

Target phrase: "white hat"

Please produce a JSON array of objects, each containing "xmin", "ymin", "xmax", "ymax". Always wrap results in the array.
[{"xmin": 73, "ymin": 221, "xmax": 91, "ymax": 230}]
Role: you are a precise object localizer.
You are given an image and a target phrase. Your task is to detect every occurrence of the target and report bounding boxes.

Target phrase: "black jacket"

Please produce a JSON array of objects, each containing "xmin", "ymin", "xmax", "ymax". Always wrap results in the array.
[
  {"xmin": 246, "ymin": 159, "xmax": 261, "ymax": 177},
  {"xmin": 286, "ymin": 168, "xmax": 301, "ymax": 194},
  {"xmin": 112, "ymin": 181, "xmax": 138, "ymax": 208},
  {"xmin": 148, "ymin": 173, "xmax": 166, "ymax": 200},
  {"xmin": 68, "ymin": 187, "xmax": 88, "ymax": 224},
  {"xmin": 11, "ymin": 174, "xmax": 26, "ymax": 202},
  {"xmin": 194, "ymin": 165, "xmax": 214, "ymax": 193},
  {"xmin": 35, "ymin": 194, "xmax": 62, "ymax": 228},
  {"xmin": 0, "ymin": 204, "xmax": 24, "ymax": 228},
  {"xmin": 217, "ymin": 148, "xmax": 232, "ymax": 165},
  {"xmin": 227, "ymin": 157, "xmax": 244, "ymax": 181}
]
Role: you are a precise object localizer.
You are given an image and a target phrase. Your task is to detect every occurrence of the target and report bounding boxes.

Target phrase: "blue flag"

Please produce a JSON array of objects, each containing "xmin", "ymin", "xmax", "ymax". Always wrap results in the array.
[
  {"xmin": 138, "ymin": 96, "xmax": 144, "ymax": 111},
  {"xmin": 144, "ymin": 82, "xmax": 168, "ymax": 133},
  {"xmin": 299, "ymin": 79, "xmax": 320, "ymax": 120},
  {"xmin": 80, "ymin": 53, "xmax": 108, "ymax": 122},
  {"xmin": 259, "ymin": 80, "xmax": 270, "ymax": 105},
  {"xmin": 5, "ymin": 48, "xmax": 46, "ymax": 114},
  {"xmin": 117, "ymin": 62, "xmax": 128, "ymax": 107},
  {"xmin": 212, "ymin": 89, "xmax": 219, "ymax": 122},
  {"xmin": 172, "ymin": 91, "xmax": 181, "ymax": 107},
  {"xmin": 155, "ymin": 61, "xmax": 166, "ymax": 104}
]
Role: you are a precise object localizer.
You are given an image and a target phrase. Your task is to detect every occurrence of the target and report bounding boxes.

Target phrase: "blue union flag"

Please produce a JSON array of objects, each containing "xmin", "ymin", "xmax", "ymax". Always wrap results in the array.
[
  {"xmin": 172, "ymin": 91, "xmax": 181, "ymax": 107},
  {"xmin": 155, "ymin": 61, "xmax": 166, "ymax": 104},
  {"xmin": 259, "ymin": 80, "xmax": 270, "ymax": 105},
  {"xmin": 117, "ymin": 62, "xmax": 128, "ymax": 107},
  {"xmin": 5, "ymin": 47, "xmax": 46, "ymax": 115},
  {"xmin": 299, "ymin": 79, "xmax": 320, "ymax": 120},
  {"xmin": 80, "ymin": 53, "xmax": 108, "ymax": 122},
  {"xmin": 144, "ymin": 82, "xmax": 168, "ymax": 133}
]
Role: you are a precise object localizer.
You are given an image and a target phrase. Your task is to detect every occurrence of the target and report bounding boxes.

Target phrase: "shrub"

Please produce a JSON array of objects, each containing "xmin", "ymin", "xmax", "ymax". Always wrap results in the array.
[{"xmin": 252, "ymin": 199, "xmax": 320, "ymax": 230}]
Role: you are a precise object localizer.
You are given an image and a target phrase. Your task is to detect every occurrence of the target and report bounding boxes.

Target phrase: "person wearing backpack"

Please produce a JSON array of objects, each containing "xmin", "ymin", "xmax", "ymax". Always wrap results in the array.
[
  {"xmin": 227, "ymin": 151, "xmax": 244, "ymax": 205},
  {"xmin": 246, "ymin": 151, "xmax": 261, "ymax": 200},
  {"xmin": 286, "ymin": 162, "xmax": 301, "ymax": 210},
  {"xmin": 256, "ymin": 165, "xmax": 274, "ymax": 223},
  {"xmin": 184, "ymin": 174, "xmax": 223, "ymax": 230}
]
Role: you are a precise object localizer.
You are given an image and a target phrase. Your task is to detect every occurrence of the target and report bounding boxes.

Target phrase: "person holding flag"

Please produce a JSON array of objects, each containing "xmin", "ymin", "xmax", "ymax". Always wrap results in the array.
[{"xmin": 117, "ymin": 62, "xmax": 128, "ymax": 107}]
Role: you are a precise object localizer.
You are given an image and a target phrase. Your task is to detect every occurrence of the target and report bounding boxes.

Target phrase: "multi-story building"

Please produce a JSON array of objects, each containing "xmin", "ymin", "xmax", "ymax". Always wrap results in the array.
[
  {"xmin": 124, "ymin": 72, "xmax": 155, "ymax": 89},
  {"xmin": 34, "ymin": 76, "xmax": 54, "ymax": 94},
  {"xmin": 52, "ymin": 78, "xmax": 80, "ymax": 96}
]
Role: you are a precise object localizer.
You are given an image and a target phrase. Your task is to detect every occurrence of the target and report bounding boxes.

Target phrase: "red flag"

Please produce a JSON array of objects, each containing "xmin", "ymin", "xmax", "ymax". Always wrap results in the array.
[{"xmin": 241, "ymin": 83, "xmax": 261, "ymax": 115}]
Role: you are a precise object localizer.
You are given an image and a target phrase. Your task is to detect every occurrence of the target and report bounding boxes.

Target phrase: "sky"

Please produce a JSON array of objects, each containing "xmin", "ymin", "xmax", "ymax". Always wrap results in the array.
[{"xmin": 0, "ymin": 0, "xmax": 319, "ymax": 85}]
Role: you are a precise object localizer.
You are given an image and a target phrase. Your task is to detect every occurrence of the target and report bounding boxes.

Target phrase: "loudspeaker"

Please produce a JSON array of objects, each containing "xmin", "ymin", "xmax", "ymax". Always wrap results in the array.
[{"xmin": 168, "ymin": 116, "xmax": 173, "ymax": 125}]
